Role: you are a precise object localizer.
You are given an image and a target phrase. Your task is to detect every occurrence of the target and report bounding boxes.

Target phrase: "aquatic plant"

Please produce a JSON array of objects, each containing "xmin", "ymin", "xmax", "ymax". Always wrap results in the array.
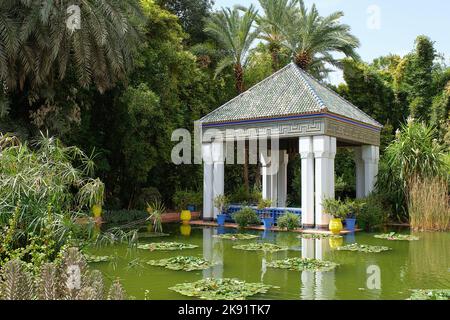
[
  {"xmin": 137, "ymin": 242, "xmax": 198, "ymax": 251},
  {"xmin": 336, "ymin": 243, "xmax": 392, "ymax": 253},
  {"xmin": 408, "ymin": 289, "xmax": 450, "ymax": 300},
  {"xmin": 147, "ymin": 256, "xmax": 215, "ymax": 271},
  {"xmin": 146, "ymin": 200, "xmax": 165, "ymax": 233},
  {"xmin": 213, "ymin": 233, "xmax": 259, "ymax": 240},
  {"xmin": 374, "ymin": 232, "xmax": 419, "ymax": 241},
  {"xmin": 298, "ymin": 234, "xmax": 343, "ymax": 240},
  {"xmin": 233, "ymin": 242, "xmax": 288, "ymax": 253},
  {"xmin": 267, "ymin": 258, "xmax": 339, "ymax": 272},
  {"xmin": 169, "ymin": 278, "xmax": 278, "ymax": 300}
]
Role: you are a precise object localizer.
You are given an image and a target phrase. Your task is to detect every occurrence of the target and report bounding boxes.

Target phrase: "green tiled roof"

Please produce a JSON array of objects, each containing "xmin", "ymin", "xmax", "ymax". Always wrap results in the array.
[{"xmin": 200, "ymin": 63, "xmax": 382, "ymax": 128}]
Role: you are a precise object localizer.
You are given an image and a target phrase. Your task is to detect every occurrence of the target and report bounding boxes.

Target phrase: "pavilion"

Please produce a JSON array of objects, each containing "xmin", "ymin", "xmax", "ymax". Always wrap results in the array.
[{"xmin": 198, "ymin": 63, "xmax": 382, "ymax": 229}]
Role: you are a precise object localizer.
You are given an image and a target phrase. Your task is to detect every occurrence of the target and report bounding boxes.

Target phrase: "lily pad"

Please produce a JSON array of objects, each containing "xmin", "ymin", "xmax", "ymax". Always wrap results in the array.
[
  {"xmin": 408, "ymin": 289, "xmax": 450, "ymax": 300},
  {"xmin": 137, "ymin": 242, "xmax": 198, "ymax": 251},
  {"xmin": 233, "ymin": 242, "xmax": 288, "ymax": 253},
  {"xmin": 84, "ymin": 254, "xmax": 112, "ymax": 263},
  {"xmin": 267, "ymin": 258, "xmax": 338, "ymax": 272},
  {"xmin": 374, "ymin": 232, "xmax": 419, "ymax": 241},
  {"xmin": 147, "ymin": 256, "xmax": 215, "ymax": 271},
  {"xmin": 298, "ymin": 234, "xmax": 343, "ymax": 240},
  {"xmin": 169, "ymin": 278, "xmax": 278, "ymax": 300},
  {"xmin": 337, "ymin": 243, "xmax": 391, "ymax": 253},
  {"xmin": 213, "ymin": 233, "xmax": 259, "ymax": 241}
]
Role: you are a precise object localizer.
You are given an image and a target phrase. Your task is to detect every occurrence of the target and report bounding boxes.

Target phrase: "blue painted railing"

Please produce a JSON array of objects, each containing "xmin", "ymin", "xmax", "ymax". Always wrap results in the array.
[{"xmin": 225, "ymin": 205, "xmax": 302, "ymax": 224}]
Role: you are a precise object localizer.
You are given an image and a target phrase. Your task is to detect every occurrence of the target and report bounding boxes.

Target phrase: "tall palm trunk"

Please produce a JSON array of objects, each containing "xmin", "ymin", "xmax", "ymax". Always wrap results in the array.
[
  {"xmin": 269, "ymin": 43, "xmax": 281, "ymax": 72},
  {"xmin": 234, "ymin": 63, "xmax": 250, "ymax": 192}
]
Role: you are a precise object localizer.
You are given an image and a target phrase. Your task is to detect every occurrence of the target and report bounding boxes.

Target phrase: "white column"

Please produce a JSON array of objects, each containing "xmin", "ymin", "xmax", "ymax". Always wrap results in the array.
[
  {"xmin": 328, "ymin": 138, "xmax": 336, "ymax": 199},
  {"xmin": 212, "ymin": 141, "xmax": 224, "ymax": 219},
  {"xmin": 202, "ymin": 143, "xmax": 214, "ymax": 221},
  {"xmin": 299, "ymin": 137, "xmax": 315, "ymax": 227},
  {"xmin": 269, "ymin": 150, "xmax": 279, "ymax": 206},
  {"xmin": 277, "ymin": 151, "xmax": 288, "ymax": 207},
  {"xmin": 362, "ymin": 145, "xmax": 380, "ymax": 197},
  {"xmin": 354, "ymin": 147, "xmax": 365, "ymax": 199},
  {"xmin": 261, "ymin": 153, "xmax": 271, "ymax": 200},
  {"xmin": 313, "ymin": 136, "xmax": 335, "ymax": 228}
]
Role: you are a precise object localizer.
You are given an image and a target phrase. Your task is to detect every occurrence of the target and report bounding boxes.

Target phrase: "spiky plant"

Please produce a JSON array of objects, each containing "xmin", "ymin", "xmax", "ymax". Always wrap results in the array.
[
  {"xmin": 0, "ymin": 0, "xmax": 143, "ymax": 93},
  {"xmin": 108, "ymin": 280, "xmax": 126, "ymax": 300},
  {"xmin": 38, "ymin": 263, "xmax": 60, "ymax": 300},
  {"xmin": 277, "ymin": 0, "xmax": 360, "ymax": 77},
  {"xmin": 0, "ymin": 260, "xmax": 34, "ymax": 300}
]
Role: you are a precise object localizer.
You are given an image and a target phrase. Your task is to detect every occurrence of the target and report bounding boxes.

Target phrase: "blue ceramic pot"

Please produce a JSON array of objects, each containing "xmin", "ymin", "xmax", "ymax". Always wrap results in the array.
[
  {"xmin": 217, "ymin": 214, "xmax": 227, "ymax": 226},
  {"xmin": 262, "ymin": 217, "xmax": 275, "ymax": 230},
  {"xmin": 345, "ymin": 218, "xmax": 357, "ymax": 232}
]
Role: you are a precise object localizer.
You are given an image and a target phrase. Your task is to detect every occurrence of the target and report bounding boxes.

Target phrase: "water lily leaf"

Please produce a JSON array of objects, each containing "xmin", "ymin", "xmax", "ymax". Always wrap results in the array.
[
  {"xmin": 137, "ymin": 242, "xmax": 198, "ymax": 251},
  {"xmin": 336, "ymin": 243, "xmax": 391, "ymax": 253},
  {"xmin": 233, "ymin": 243, "xmax": 288, "ymax": 253},
  {"xmin": 408, "ymin": 289, "xmax": 450, "ymax": 300},
  {"xmin": 267, "ymin": 258, "xmax": 338, "ymax": 272},
  {"xmin": 84, "ymin": 254, "xmax": 112, "ymax": 263},
  {"xmin": 374, "ymin": 233, "xmax": 419, "ymax": 241},
  {"xmin": 169, "ymin": 278, "xmax": 278, "ymax": 300},
  {"xmin": 147, "ymin": 256, "xmax": 215, "ymax": 271},
  {"xmin": 213, "ymin": 233, "xmax": 259, "ymax": 241}
]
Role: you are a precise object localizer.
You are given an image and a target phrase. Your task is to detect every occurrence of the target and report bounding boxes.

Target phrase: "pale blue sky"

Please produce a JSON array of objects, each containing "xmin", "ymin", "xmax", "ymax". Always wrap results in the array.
[{"xmin": 213, "ymin": 0, "xmax": 450, "ymax": 84}]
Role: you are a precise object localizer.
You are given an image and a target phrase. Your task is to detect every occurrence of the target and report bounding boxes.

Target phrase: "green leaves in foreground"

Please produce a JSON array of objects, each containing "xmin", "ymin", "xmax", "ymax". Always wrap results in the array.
[
  {"xmin": 298, "ymin": 234, "xmax": 343, "ymax": 240},
  {"xmin": 267, "ymin": 258, "xmax": 338, "ymax": 272},
  {"xmin": 233, "ymin": 243, "xmax": 288, "ymax": 253},
  {"xmin": 137, "ymin": 242, "xmax": 198, "ymax": 251},
  {"xmin": 169, "ymin": 278, "xmax": 278, "ymax": 300},
  {"xmin": 213, "ymin": 233, "xmax": 259, "ymax": 240},
  {"xmin": 374, "ymin": 232, "xmax": 419, "ymax": 241},
  {"xmin": 147, "ymin": 256, "xmax": 215, "ymax": 272},
  {"xmin": 408, "ymin": 289, "xmax": 450, "ymax": 300},
  {"xmin": 337, "ymin": 243, "xmax": 392, "ymax": 253}
]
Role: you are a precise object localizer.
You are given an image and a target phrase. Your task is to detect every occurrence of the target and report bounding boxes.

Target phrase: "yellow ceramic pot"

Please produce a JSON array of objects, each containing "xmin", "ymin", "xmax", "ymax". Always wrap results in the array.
[
  {"xmin": 92, "ymin": 204, "xmax": 103, "ymax": 218},
  {"xmin": 180, "ymin": 222, "xmax": 192, "ymax": 236},
  {"xmin": 329, "ymin": 218, "xmax": 343, "ymax": 235},
  {"xmin": 180, "ymin": 210, "xmax": 192, "ymax": 222}
]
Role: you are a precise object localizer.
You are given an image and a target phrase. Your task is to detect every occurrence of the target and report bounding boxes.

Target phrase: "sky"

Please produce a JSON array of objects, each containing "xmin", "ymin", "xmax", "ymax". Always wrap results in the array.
[{"xmin": 213, "ymin": 0, "xmax": 450, "ymax": 84}]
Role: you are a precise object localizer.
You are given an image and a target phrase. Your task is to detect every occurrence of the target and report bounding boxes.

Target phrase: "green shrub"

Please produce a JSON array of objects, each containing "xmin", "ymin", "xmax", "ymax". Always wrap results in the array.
[
  {"xmin": 173, "ymin": 190, "xmax": 202, "ymax": 211},
  {"xmin": 277, "ymin": 212, "xmax": 300, "ymax": 231},
  {"xmin": 357, "ymin": 195, "xmax": 388, "ymax": 231},
  {"xmin": 135, "ymin": 187, "xmax": 161, "ymax": 210},
  {"xmin": 233, "ymin": 208, "xmax": 260, "ymax": 228},
  {"xmin": 229, "ymin": 186, "xmax": 262, "ymax": 205},
  {"xmin": 102, "ymin": 210, "xmax": 148, "ymax": 224}
]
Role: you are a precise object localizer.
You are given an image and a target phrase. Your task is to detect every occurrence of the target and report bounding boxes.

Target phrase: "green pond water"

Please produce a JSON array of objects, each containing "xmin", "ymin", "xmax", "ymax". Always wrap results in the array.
[{"xmin": 88, "ymin": 224, "xmax": 449, "ymax": 300}]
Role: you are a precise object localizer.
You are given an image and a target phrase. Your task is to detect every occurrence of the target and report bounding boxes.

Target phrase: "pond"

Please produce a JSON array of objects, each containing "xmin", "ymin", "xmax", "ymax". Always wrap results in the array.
[{"xmin": 87, "ymin": 224, "xmax": 449, "ymax": 300}]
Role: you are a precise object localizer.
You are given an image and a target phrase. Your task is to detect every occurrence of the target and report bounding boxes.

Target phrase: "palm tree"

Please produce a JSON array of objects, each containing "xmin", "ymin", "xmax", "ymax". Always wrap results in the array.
[
  {"xmin": 204, "ymin": 5, "xmax": 259, "ymax": 94},
  {"xmin": 279, "ymin": 0, "xmax": 360, "ymax": 75},
  {"xmin": 257, "ymin": 0, "xmax": 298, "ymax": 72},
  {"xmin": 0, "ymin": 0, "xmax": 142, "ymax": 93},
  {"xmin": 204, "ymin": 5, "xmax": 259, "ymax": 192}
]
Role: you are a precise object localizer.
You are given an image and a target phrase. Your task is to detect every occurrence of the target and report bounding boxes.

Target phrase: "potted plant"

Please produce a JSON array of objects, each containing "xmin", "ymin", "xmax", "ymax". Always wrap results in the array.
[
  {"xmin": 257, "ymin": 199, "xmax": 273, "ymax": 230},
  {"xmin": 323, "ymin": 198, "xmax": 346, "ymax": 235},
  {"xmin": 345, "ymin": 200, "xmax": 366, "ymax": 232},
  {"xmin": 214, "ymin": 195, "xmax": 229, "ymax": 226}
]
